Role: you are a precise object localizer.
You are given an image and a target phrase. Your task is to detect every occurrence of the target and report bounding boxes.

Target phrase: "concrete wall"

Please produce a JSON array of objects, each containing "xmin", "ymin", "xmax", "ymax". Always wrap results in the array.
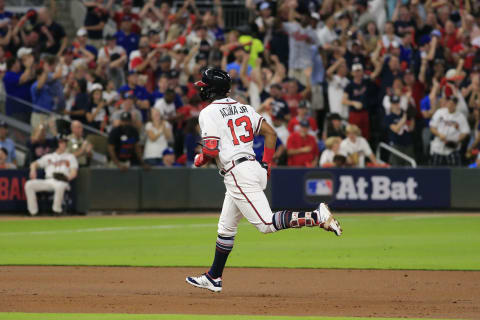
[
  {"xmin": 450, "ymin": 169, "xmax": 480, "ymax": 209},
  {"xmin": 1, "ymin": 167, "xmax": 479, "ymax": 213}
]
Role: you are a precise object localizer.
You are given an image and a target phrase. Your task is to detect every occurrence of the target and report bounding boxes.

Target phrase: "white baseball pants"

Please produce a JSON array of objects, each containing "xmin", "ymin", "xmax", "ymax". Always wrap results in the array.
[
  {"xmin": 218, "ymin": 160, "xmax": 277, "ymax": 237},
  {"xmin": 25, "ymin": 179, "xmax": 69, "ymax": 215}
]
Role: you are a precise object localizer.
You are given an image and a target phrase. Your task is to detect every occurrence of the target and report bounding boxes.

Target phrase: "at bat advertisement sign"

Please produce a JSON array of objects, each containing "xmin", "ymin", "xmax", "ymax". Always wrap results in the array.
[
  {"xmin": 272, "ymin": 168, "xmax": 451, "ymax": 210},
  {"xmin": 306, "ymin": 179, "xmax": 333, "ymax": 196}
]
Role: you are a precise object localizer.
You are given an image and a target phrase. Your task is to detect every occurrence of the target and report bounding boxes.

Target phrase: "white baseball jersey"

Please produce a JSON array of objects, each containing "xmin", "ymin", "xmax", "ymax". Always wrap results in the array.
[
  {"xmin": 339, "ymin": 136, "xmax": 372, "ymax": 168},
  {"xmin": 36, "ymin": 151, "xmax": 79, "ymax": 179},
  {"xmin": 430, "ymin": 108, "xmax": 470, "ymax": 155},
  {"xmin": 199, "ymin": 97, "xmax": 264, "ymax": 169}
]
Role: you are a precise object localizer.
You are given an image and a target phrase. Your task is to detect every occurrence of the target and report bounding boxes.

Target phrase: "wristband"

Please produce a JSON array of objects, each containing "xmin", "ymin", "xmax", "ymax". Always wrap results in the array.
[{"xmin": 262, "ymin": 147, "xmax": 275, "ymax": 163}]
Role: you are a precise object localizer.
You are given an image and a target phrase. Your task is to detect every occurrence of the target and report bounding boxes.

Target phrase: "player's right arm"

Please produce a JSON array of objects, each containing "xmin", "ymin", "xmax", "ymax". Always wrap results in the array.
[
  {"xmin": 258, "ymin": 120, "xmax": 277, "ymax": 177},
  {"xmin": 29, "ymin": 154, "xmax": 47, "ymax": 179},
  {"xmin": 195, "ymin": 111, "xmax": 220, "ymax": 167},
  {"xmin": 29, "ymin": 161, "xmax": 38, "ymax": 179}
]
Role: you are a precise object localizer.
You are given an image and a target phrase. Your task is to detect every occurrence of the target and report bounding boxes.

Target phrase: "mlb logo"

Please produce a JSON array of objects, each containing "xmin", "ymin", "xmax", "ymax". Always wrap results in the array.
[{"xmin": 306, "ymin": 179, "xmax": 333, "ymax": 196}]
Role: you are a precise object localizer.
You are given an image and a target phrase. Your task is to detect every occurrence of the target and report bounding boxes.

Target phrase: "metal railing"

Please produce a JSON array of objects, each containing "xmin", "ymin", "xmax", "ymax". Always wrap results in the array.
[
  {"xmin": 172, "ymin": 1, "xmax": 249, "ymax": 30},
  {"xmin": 1, "ymin": 93, "xmax": 108, "ymax": 165},
  {"xmin": 376, "ymin": 142, "xmax": 417, "ymax": 168},
  {"xmin": 6, "ymin": 0, "xmax": 43, "ymax": 6},
  {"xmin": 4, "ymin": 94, "xmax": 108, "ymax": 137}
]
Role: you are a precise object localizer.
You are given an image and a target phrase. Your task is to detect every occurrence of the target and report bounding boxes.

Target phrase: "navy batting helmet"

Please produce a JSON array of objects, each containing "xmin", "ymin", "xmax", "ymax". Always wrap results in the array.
[{"xmin": 194, "ymin": 68, "xmax": 231, "ymax": 101}]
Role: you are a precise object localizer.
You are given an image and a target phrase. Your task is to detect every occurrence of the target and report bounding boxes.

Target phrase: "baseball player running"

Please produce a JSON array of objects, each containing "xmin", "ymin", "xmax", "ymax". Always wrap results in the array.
[
  {"xmin": 25, "ymin": 134, "xmax": 78, "ymax": 215},
  {"xmin": 186, "ymin": 68, "xmax": 342, "ymax": 292}
]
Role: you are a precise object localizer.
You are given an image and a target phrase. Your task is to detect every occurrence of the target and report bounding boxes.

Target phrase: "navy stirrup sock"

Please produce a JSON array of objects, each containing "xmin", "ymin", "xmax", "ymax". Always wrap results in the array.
[
  {"xmin": 272, "ymin": 210, "xmax": 292, "ymax": 230},
  {"xmin": 208, "ymin": 235, "xmax": 234, "ymax": 279}
]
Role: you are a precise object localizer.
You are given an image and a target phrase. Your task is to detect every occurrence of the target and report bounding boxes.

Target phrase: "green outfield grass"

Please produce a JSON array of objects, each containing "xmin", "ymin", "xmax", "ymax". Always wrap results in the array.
[
  {"xmin": 0, "ymin": 313, "xmax": 451, "ymax": 320},
  {"xmin": 0, "ymin": 214, "xmax": 479, "ymax": 270}
]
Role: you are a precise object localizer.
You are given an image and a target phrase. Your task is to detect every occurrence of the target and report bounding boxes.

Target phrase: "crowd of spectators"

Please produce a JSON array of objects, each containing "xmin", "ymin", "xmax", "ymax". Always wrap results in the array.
[{"xmin": 1, "ymin": 0, "xmax": 480, "ymax": 170}]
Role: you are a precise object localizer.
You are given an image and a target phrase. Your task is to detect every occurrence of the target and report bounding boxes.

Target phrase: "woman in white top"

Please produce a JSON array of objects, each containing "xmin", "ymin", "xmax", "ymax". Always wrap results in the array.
[
  {"xmin": 143, "ymin": 108, "xmax": 173, "ymax": 166},
  {"xmin": 86, "ymin": 84, "xmax": 108, "ymax": 131},
  {"xmin": 382, "ymin": 78, "xmax": 412, "ymax": 115},
  {"xmin": 319, "ymin": 136, "xmax": 342, "ymax": 167},
  {"xmin": 339, "ymin": 124, "xmax": 378, "ymax": 168}
]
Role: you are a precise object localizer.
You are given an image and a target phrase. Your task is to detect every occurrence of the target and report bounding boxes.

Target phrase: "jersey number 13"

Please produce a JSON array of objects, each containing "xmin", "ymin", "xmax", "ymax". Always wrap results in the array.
[{"xmin": 227, "ymin": 116, "xmax": 254, "ymax": 145}]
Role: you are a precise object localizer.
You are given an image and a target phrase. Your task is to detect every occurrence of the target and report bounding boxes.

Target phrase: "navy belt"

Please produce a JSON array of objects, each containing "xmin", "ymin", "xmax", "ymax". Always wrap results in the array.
[{"xmin": 219, "ymin": 156, "xmax": 255, "ymax": 176}]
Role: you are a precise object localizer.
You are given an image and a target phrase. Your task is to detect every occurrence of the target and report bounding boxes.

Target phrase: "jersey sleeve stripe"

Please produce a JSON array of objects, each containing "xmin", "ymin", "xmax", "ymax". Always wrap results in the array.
[
  {"xmin": 202, "ymin": 136, "xmax": 220, "ymax": 140},
  {"xmin": 254, "ymin": 117, "xmax": 264, "ymax": 136}
]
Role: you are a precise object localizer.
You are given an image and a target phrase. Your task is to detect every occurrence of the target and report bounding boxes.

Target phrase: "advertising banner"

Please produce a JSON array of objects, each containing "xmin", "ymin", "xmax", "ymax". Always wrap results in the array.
[
  {"xmin": 271, "ymin": 168, "xmax": 451, "ymax": 210},
  {"xmin": 0, "ymin": 170, "xmax": 28, "ymax": 212}
]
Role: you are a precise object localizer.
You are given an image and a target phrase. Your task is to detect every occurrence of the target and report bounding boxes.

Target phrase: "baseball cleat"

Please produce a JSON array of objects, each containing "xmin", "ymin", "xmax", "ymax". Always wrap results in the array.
[
  {"xmin": 186, "ymin": 273, "xmax": 222, "ymax": 292},
  {"xmin": 317, "ymin": 203, "xmax": 342, "ymax": 236}
]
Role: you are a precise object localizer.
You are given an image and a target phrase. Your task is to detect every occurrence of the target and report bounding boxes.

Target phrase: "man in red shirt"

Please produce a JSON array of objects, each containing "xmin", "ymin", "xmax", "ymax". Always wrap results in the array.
[
  {"xmin": 113, "ymin": 0, "xmax": 141, "ymax": 34},
  {"xmin": 287, "ymin": 100, "xmax": 318, "ymax": 135},
  {"xmin": 283, "ymin": 78, "xmax": 309, "ymax": 117},
  {"xmin": 286, "ymin": 119, "xmax": 319, "ymax": 167}
]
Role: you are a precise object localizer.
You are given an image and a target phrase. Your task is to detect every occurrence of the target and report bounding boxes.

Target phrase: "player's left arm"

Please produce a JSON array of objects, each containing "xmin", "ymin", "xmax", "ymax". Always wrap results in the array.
[
  {"xmin": 68, "ymin": 156, "xmax": 79, "ymax": 181},
  {"xmin": 259, "ymin": 120, "xmax": 277, "ymax": 177},
  {"xmin": 68, "ymin": 169, "xmax": 78, "ymax": 181}
]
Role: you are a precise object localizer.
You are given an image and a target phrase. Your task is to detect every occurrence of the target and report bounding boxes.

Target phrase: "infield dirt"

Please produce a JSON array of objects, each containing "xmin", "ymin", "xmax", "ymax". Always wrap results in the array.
[{"xmin": 0, "ymin": 266, "xmax": 478, "ymax": 319}]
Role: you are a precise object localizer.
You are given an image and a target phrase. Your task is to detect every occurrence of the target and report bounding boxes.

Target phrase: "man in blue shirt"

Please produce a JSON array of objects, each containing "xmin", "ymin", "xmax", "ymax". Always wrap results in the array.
[
  {"xmin": 3, "ymin": 55, "xmax": 36, "ymax": 123},
  {"xmin": 0, "ymin": 0, "xmax": 13, "ymax": 36},
  {"xmin": 160, "ymin": 147, "xmax": 182, "ymax": 167},
  {"xmin": 114, "ymin": 17, "xmax": 139, "ymax": 57},
  {"xmin": 420, "ymin": 80, "xmax": 440, "ymax": 159},
  {"xmin": 0, "ymin": 121, "xmax": 16, "ymax": 165},
  {"xmin": 226, "ymin": 47, "xmax": 252, "ymax": 75},
  {"xmin": 30, "ymin": 57, "xmax": 64, "ymax": 129},
  {"xmin": 118, "ymin": 72, "xmax": 151, "ymax": 121},
  {"xmin": 253, "ymin": 135, "xmax": 285, "ymax": 164},
  {"xmin": 74, "ymin": 28, "xmax": 98, "ymax": 58},
  {"xmin": 151, "ymin": 73, "xmax": 183, "ymax": 108}
]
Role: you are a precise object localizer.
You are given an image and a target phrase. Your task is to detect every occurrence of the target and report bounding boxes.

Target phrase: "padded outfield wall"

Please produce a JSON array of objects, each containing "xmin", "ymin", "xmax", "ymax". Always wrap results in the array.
[{"xmin": 0, "ymin": 167, "xmax": 479, "ymax": 212}]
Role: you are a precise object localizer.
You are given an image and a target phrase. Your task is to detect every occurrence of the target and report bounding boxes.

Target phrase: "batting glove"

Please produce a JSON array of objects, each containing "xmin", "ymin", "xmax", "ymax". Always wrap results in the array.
[{"xmin": 194, "ymin": 153, "xmax": 210, "ymax": 167}]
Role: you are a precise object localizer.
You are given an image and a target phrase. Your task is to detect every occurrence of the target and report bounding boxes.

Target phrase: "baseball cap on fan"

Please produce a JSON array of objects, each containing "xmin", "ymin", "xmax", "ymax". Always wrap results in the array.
[
  {"xmin": 328, "ymin": 113, "xmax": 341, "ymax": 121},
  {"xmin": 168, "ymin": 69, "xmax": 180, "ymax": 79},
  {"xmin": 447, "ymin": 95, "xmax": 458, "ymax": 103},
  {"xmin": 159, "ymin": 55, "xmax": 171, "ymax": 64},
  {"xmin": 162, "ymin": 147, "xmax": 175, "ymax": 157},
  {"xmin": 259, "ymin": 2, "xmax": 270, "ymax": 11},
  {"xmin": 298, "ymin": 100, "xmax": 308, "ymax": 109},
  {"xmin": 120, "ymin": 111, "xmax": 132, "ymax": 121},
  {"xmin": 299, "ymin": 119, "xmax": 310, "ymax": 128},
  {"xmin": 90, "ymin": 83, "xmax": 103, "ymax": 93},
  {"xmin": 123, "ymin": 90, "xmax": 135, "ymax": 100},
  {"xmin": 196, "ymin": 52, "xmax": 208, "ymax": 62},
  {"xmin": 56, "ymin": 133, "xmax": 69, "ymax": 141},
  {"xmin": 77, "ymin": 28, "xmax": 87, "ymax": 37},
  {"xmin": 390, "ymin": 95, "xmax": 400, "ymax": 104},
  {"xmin": 445, "ymin": 69, "xmax": 464, "ymax": 81},
  {"xmin": 352, "ymin": 63, "xmax": 363, "ymax": 72},
  {"xmin": 271, "ymin": 107, "xmax": 284, "ymax": 121},
  {"xmin": 17, "ymin": 47, "xmax": 32, "ymax": 59}
]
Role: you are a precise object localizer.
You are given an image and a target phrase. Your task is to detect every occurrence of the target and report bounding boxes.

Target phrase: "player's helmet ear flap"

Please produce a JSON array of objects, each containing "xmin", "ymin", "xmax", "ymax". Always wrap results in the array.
[{"xmin": 195, "ymin": 68, "xmax": 231, "ymax": 101}]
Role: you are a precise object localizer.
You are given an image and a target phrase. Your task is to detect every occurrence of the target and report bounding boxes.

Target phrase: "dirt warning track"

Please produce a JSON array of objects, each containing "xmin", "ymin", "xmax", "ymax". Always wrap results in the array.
[{"xmin": 0, "ymin": 266, "xmax": 478, "ymax": 319}]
